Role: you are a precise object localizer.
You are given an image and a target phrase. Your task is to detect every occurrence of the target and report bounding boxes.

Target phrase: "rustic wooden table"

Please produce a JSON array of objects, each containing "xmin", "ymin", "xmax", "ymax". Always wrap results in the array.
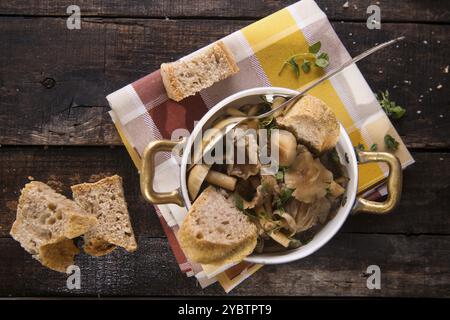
[{"xmin": 0, "ymin": 0, "xmax": 449, "ymax": 298}]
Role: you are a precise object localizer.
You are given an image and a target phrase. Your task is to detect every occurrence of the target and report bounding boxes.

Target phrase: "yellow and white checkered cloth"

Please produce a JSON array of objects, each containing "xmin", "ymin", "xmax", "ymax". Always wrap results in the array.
[{"xmin": 107, "ymin": 0, "xmax": 414, "ymax": 292}]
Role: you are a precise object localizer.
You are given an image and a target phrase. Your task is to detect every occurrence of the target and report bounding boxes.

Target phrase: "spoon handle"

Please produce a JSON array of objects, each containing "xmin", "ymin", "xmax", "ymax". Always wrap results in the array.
[{"xmin": 261, "ymin": 36, "xmax": 406, "ymax": 119}]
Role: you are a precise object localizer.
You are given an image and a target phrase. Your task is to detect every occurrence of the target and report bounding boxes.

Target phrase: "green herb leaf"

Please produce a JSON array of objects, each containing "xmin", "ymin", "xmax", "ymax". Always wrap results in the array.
[
  {"xmin": 384, "ymin": 134, "xmax": 399, "ymax": 151},
  {"xmin": 308, "ymin": 41, "xmax": 321, "ymax": 54},
  {"xmin": 275, "ymin": 170, "xmax": 284, "ymax": 182},
  {"xmin": 259, "ymin": 116, "xmax": 277, "ymax": 130},
  {"xmin": 288, "ymin": 57, "xmax": 300, "ymax": 78},
  {"xmin": 330, "ymin": 148, "xmax": 340, "ymax": 163},
  {"xmin": 233, "ymin": 193, "xmax": 244, "ymax": 211},
  {"xmin": 356, "ymin": 143, "xmax": 365, "ymax": 151},
  {"xmin": 274, "ymin": 187, "xmax": 295, "ymax": 209},
  {"xmin": 301, "ymin": 59, "xmax": 311, "ymax": 73},
  {"xmin": 315, "ymin": 52, "xmax": 329, "ymax": 68},
  {"xmin": 288, "ymin": 238, "xmax": 302, "ymax": 249},
  {"xmin": 370, "ymin": 143, "xmax": 378, "ymax": 151},
  {"xmin": 376, "ymin": 90, "xmax": 406, "ymax": 119}
]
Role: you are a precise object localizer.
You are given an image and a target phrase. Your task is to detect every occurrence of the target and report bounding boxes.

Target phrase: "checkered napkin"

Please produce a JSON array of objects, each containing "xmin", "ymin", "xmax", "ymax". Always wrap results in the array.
[{"xmin": 107, "ymin": 0, "xmax": 414, "ymax": 292}]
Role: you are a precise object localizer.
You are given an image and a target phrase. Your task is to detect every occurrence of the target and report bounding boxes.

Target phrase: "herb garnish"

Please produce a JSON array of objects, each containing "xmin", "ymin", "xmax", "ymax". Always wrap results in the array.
[
  {"xmin": 233, "ymin": 193, "xmax": 257, "ymax": 218},
  {"xmin": 275, "ymin": 170, "xmax": 284, "ymax": 182},
  {"xmin": 279, "ymin": 41, "xmax": 329, "ymax": 78},
  {"xmin": 370, "ymin": 143, "xmax": 378, "ymax": 151},
  {"xmin": 274, "ymin": 187, "xmax": 295, "ymax": 209},
  {"xmin": 376, "ymin": 90, "xmax": 406, "ymax": 119},
  {"xmin": 259, "ymin": 116, "xmax": 277, "ymax": 130},
  {"xmin": 384, "ymin": 134, "xmax": 399, "ymax": 151}
]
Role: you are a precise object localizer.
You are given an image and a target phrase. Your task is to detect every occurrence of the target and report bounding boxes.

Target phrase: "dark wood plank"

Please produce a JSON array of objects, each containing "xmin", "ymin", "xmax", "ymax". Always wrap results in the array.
[
  {"xmin": 0, "ymin": 234, "xmax": 448, "ymax": 297},
  {"xmin": 1, "ymin": 147, "xmax": 449, "ymax": 237},
  {"xmin": 0, "ymin": 0, "xmax": 448, "ymax": 23},
  {"xmin": 0, "ymin": 17, "xmax": 448, "ymax": 147},
  {"xmin": 0, "ymin": 146, "xmax": 161, "ymax": 238}
]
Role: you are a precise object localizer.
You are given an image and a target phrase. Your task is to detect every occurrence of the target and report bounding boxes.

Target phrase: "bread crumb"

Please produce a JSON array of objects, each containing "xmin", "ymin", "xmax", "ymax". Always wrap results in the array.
[
  {"xmin": 437, "ymin": 84, "xmax": 443, "ymax": 90},
  {"xmin": 416, "ymin": 110, "xmax": 422, "ymax": 114},
  {"xmin": 423, "ymin": 40, "xmax": 428, "ymax": 44},
  {"xmin": 89, "ymin": 172, "xmax": 114, "ymax": 183},
  {"xmin": 28, "ymin": 176, "xmax": 34, "ymax": 181},
  {"xmin": 444, "ymin": 65, "xmax": 449, "ymax": 73},
  {"xmin": 343, "ymin": 1, "xmax": 349, "ymax": 8},
  {"xmin": 440, "ymin": 158, "xmax": 444, "ymax": 161},
  {"xmin": 378, "ymin": 70, "xmax": 383, "ymax": 74},
  {"xmin": 349, "ymin": 32, "xmax": 353, "ymax": 36},
  {"xmin": 6, "ymin": 200, "xmax": 18, "ymax": 211},
  {"xmin": 440, "ymin": 114, "xmax": 444, "ymax": 118}
]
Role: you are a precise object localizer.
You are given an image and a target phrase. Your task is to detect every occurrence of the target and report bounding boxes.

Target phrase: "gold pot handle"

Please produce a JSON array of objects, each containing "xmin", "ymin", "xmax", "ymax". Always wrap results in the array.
[
  {"xmin": 140, "ymin": 139, "xmax": 185, "ymax": 207},
  {"xmin": 353, "ymin": 150, "xmax": 403, "ymax": 214}
]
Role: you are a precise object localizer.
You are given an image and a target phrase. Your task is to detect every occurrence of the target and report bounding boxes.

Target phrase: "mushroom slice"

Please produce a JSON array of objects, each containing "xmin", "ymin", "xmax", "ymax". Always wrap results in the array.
[
  {"xmin": 328, "ymin": 180, "xmax": 345, "ymax": 199},
  {"xmin": 268, "ymin": 230, "xmax": 291, "ymax": 248},
  {"xmin": 206, "ymin": 170, "xmax": 237, "ymax": 192},
  {"xmin": 188, "ymin": 164, "xmax": 210, "ymax": 200},
  {"xmin": 188, "ymin": 165, "xmax": 237, "ymax": 200},
  {"xmin": 285, "ymin": 145, "xmax": 333, "ymax": 203},
  {"xmin": 243, "ymin": 184, "xmax": 265, "ymax": 209},
  {"xmin": 227, "ymin": 128, "xmax": 260, "ymax": 179},
  {"xmin": 273, "ymin": 210, "xmax": 297, "ymax": 237},
  {"xmin": 285, "ymin": 198, "xmax": 332, "ymax": 232},
  {"xmin": 260, "ymin": 175, "xmax": 280, "ymax": 195},
  {"xmin": 271, "ymin": 130, "xmax": 297, "ymax": 167}
]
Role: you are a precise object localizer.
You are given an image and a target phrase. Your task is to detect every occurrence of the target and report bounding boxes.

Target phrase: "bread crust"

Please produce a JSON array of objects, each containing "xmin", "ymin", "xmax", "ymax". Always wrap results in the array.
[
  {"xmin": 160, "ymin": 41, "xmax": 239, "ymax": 102},
  {"xmin": 160, "ymin": 63, "xmax": 184, "ymax": 101},
  {"xmin": 178, "ymin": 186, "xmax": 257, "ymax": 264},
  {"xmin": 71, "ymin": 175, "xmax": 138, "ymax": 256},
  {"xmin": 277, "ymin": 95, "xmax": 340, "ymax": 154},
  {"xmin": 10, "ymin": 181, "xmax": 96, "ymax": 272},
  {"xmin": 215, "ymin": 41, "xmax": 240, "ymax": 74}
]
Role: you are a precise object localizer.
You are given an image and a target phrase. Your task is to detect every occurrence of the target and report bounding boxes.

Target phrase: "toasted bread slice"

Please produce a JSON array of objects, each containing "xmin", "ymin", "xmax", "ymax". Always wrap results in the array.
[
  {"xmin": 178, "ymin": 186, "xmax": 257, "ymax": 264},
  {"xmin": 39, "ymin": 239, "xmax": 80, "ymax": 272},
  {"xmin": 71, "ymin": 175, "xmax": 137, "ymax": 256},
  {"xmin": 161, "ymin": 41, "xmax": 239, "ymax": 101},
  {"xmin": 10, "ymin": 181, "xmax": 96, "ymax": 272},
  {"xmin": 277, "ymin": 95, "xmax": 340, "ymax": 154}
]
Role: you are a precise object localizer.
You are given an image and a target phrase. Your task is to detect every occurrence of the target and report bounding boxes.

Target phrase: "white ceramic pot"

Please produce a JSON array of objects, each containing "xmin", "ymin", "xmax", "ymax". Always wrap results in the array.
[{"xmin": 140, "ymin": 87, "xmax": 402, "ymax": 264}]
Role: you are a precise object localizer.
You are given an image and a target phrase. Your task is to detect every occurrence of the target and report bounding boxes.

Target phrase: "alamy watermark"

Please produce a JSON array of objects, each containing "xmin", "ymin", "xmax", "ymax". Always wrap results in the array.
[
  {"xmin": 367, "ymin": 5, "xmax": 381, "ymax": 30},
  {"xmin": 66, "ymin": 5, "xmax": 81, "ymax": 30},
  {"xmin": 170, "ymin": 127, "xmax": 281, "ymax": 175},
  {"xmin": 366, "ymin": 265, "xmax": 381, "ymax": 290},
  {"xmin": 66, "ymin": 265, "xmax": 81, "ymax": 289}
]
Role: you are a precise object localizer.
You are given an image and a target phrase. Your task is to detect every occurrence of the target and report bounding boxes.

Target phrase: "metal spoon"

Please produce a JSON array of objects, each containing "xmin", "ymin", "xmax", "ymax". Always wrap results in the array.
[{"xmin": 194, "ymin": 36, "xmax": 405, "ymax": 165}]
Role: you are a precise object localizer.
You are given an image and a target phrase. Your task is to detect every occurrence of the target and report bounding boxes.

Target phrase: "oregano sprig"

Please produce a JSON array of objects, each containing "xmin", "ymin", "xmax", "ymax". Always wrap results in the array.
[{"xmin": 279, "ymin": 41, "xmax": 330, "ymax": 78}]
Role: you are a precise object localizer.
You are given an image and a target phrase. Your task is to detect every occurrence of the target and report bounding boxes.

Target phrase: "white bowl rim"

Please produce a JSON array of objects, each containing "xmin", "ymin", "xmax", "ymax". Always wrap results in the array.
[{"xmin": 179, "ymin": 86, "xmax": 358, "ymax": 265}]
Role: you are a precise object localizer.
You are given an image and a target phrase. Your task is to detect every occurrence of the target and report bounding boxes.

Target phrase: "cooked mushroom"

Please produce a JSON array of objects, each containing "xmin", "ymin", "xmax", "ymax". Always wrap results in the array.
[
  {"xmin": 284, "ymin": 145, "xmax": 334, "ymax": 203},
  {"xmin": 271, "ymin": 96, "xmax": 287, "ymax": 118},
  {"xmin": 188, "ymin": 165, "xmax": 237, "ymax": 200},
  {"xmin": 274, "ymin": 210, "xmax": 297, "ymax": 236},
  {"xmin": 271, "ymin": 129, "xmax": 297, "ymax": 167},
  {"xmin": 188, "ymin": 164, "xmax": 210, "ymax": 200},
  {"xmin": 205, "ymin": 170, "xmax": 237, "ymax": 192},
  {"xmin": 226, "ymin": 107, "xmax": 246, "ymax": 117}
]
